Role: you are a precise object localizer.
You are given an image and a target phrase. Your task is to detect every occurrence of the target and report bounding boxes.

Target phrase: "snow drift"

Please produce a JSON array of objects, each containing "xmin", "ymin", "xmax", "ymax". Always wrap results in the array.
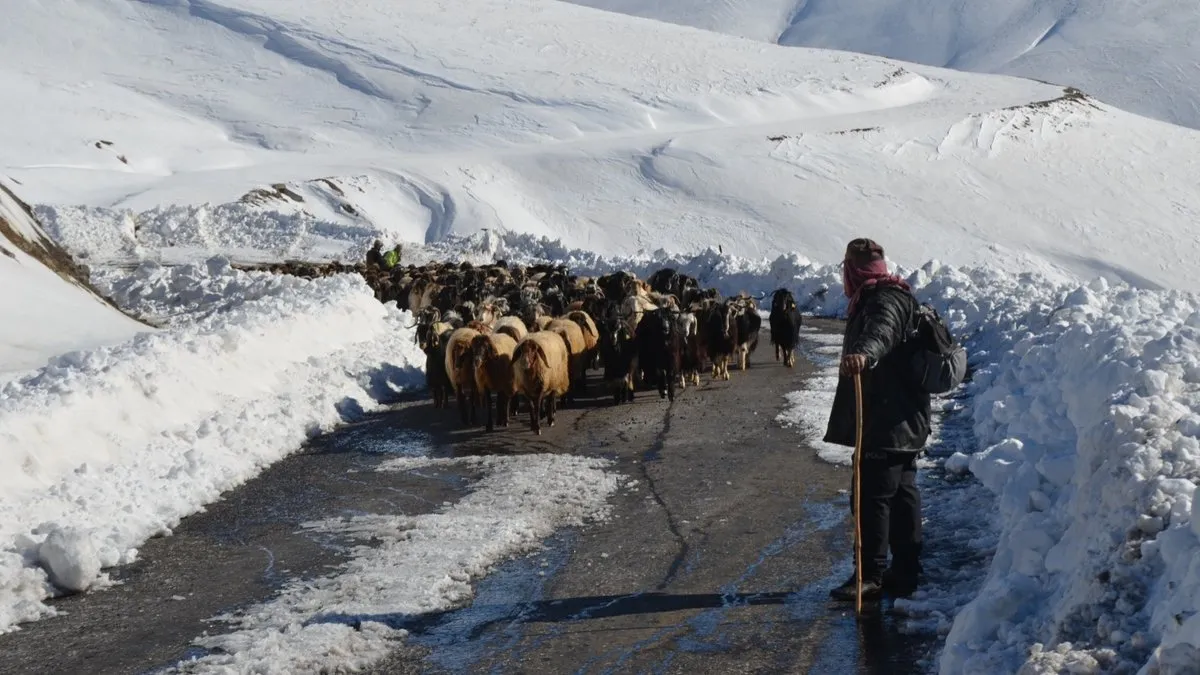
[
  {"xmin": 0, "ymin": 181, "xmax": 145, "ymax": 376},
  {"xmin": 0, "ymin": 261, "xmax": 424, "ymax": 633}
]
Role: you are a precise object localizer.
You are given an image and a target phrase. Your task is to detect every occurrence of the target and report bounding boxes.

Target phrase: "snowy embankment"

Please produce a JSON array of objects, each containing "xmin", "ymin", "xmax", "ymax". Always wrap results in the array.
[
  {"xmin": 0, "ymin": 182, "xmax": 145, "ymax": 377},
  {"xmin": 0, "ymin": 260, "xmax": 424, "ymax": 633}
]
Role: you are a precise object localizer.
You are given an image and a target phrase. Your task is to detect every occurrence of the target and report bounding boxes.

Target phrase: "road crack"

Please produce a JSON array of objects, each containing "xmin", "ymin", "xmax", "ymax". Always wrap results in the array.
[{"xmin": 639, "ymin": 402, "xmax": 689, "ymax": 591}]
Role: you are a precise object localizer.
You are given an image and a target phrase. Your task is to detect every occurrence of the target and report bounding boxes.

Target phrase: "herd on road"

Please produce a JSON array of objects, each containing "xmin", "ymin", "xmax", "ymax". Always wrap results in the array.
[
  {"xmin": 405, "ymin": 262, "xmax": 807, "ymax": 434},
  {"xmin": 241, "ymin": 257, "xmax": 807, "ymax": 435}
]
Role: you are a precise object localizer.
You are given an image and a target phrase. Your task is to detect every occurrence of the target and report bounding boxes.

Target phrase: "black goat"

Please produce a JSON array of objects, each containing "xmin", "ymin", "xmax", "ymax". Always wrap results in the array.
[{"xmin": 769, "ymin": 289, "xmax": 804, "ymax": 368}]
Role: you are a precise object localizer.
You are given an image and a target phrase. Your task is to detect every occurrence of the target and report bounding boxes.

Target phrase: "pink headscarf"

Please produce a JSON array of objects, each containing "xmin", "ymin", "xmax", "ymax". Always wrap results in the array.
[{"xmin": 843, "ymin": 258, "xmax": 910, "ymax": 315}]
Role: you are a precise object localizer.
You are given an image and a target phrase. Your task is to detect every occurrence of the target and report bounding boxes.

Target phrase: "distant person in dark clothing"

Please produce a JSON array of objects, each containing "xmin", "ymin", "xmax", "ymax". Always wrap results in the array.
[
  {"xmin": 825, "ymin": 238, "xmax": 930, "ymax": 601},
  {"xmin": 365, "ymin": 240, "xmax": 384, "ymax": 268}
]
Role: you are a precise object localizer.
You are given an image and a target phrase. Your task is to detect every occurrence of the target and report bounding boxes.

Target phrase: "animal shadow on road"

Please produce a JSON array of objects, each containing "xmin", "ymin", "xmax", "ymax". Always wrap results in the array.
[
  {"xmin": 306, "ymin": 590, "xmax": 923, "ymax": 673},
  {"xmin": 305, "ymin": 590, "xmax": 795, "ymax": 639}
]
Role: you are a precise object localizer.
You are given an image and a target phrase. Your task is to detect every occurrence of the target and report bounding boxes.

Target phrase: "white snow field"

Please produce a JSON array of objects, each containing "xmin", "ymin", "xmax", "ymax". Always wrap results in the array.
[
  {"xmin": 565, "ymin": 0, "xmax": 1200, "ymax": 130},
  {"xmin": 6, "ymin": 0, "xmax": 1200, "ymax": 287}
]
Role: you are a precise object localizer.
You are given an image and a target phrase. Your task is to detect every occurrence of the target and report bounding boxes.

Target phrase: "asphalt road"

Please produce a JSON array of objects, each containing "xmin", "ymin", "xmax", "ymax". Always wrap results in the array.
[{"xmin": 0, "ymin": 320, "xmax": 934, "ymax": 674}]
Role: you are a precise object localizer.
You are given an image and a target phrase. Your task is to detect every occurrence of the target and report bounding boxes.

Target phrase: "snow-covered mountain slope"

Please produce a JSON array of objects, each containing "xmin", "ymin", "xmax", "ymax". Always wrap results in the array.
[
  {"xmin": 565, "ymin": 0, "xmax": 1200, "ymax": 130},
  {"xmin": 6, "ymin": 0, "xmax": 1200, "ymax": 289},
  {"xmin": 0, "ymin": 182, "xmax": 145, "ymax": 375}
]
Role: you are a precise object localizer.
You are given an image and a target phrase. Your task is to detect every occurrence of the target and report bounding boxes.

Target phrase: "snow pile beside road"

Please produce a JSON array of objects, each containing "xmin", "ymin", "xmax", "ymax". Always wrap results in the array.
[
  {"xmin": 943, "ymin": 282, "xmax": 1200, "ymax": 674},
  {"xmin": 174, "ymin": 454, "xmax": 621, "ymax": 674},
  {"xmin": 35, "ymin": 203, "xmax": 378, "ymax": 266},
  {"xmin": 0, "ymin": 271, "xmax": 424, "ymax": 633},
  {"xmin": 90, "ymin": 257, "xmax": 293, "ymax": 324}
]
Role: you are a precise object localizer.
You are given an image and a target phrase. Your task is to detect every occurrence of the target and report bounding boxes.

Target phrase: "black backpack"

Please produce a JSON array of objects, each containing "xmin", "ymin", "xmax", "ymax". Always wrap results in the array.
[{"xmin": 907, "ymin": 302, "xmax": 967, "ymax": 394}]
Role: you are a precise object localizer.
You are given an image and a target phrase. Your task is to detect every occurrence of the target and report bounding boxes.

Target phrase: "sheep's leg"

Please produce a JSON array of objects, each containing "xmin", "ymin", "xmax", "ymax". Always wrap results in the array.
[
  {"xmin": 498, "ymin": 392, "xmax": 510, "ymax": 428},
  {"xmin": 775, "ymin": 342, "xmax": 781, "ymax": 361},
  {"xmin": 531, "ymin": 393, "xmax": 542, "ymax": 435},
  {"xmin": 457, "ymin": 388, "xmax": 470, "ymax": 426},
  {"xmin": 548, "ymin": 392, "xmax": 558, "ymax": 428},
  {"xmin": 484, "ymin": 389, "xmax": 495, "ymax": 432},
  {"xmin": 667, "ymin": 367, "xmax": 676, "ymax": 403}
]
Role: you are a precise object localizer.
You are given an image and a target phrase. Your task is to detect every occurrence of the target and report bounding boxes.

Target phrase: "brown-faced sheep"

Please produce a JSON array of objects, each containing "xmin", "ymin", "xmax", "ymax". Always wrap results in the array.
[
  {"xmin": 444, "ymin": 327, "xmax": 482, "ymax": 426},
  {"xmin": 545, "ymin": 318, "xmax": 587, "ymax": 402},
  {"xmin": 512, "ymin": 331, "xmax": 571, "ymax": 435},
  {"xmin": 470, "ymin": 332, "xmax": 518, "ymax": 431}
]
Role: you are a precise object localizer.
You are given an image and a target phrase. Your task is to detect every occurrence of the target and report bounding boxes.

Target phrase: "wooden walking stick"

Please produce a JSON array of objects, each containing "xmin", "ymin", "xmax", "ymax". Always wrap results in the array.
[{"xmin": 853, "ymin": 370, "xmax": 865, "ymax": 615}]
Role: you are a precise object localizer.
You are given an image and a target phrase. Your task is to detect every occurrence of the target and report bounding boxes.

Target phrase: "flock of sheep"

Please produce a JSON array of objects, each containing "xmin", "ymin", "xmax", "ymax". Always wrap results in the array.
[
  {"xmin": 241, "ymin": 258, "xmax": 807, "ymax": 435},
  {"xmin": 394, "ymin": 261, "xmax": 806, "ymax": 435}
]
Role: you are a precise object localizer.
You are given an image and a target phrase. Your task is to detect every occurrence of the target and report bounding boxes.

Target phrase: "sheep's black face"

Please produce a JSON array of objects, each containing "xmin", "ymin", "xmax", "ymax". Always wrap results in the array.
[{"xmin": 655, "ymin": 311, "xmax": 673, "ymax": 341}]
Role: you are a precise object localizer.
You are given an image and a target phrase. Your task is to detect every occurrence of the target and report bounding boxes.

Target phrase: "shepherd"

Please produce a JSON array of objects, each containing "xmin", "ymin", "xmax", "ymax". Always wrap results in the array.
[
  {"xmin": 382, "ymin": 243, "xmax": 402, "ymax": 270},
  {"xmin": 824, "ymin": 238, "xmax": 930, "ymax": 602},
  {"xmin": 365, "ymin": 240, "xmax": 384, "ymax": 268}
]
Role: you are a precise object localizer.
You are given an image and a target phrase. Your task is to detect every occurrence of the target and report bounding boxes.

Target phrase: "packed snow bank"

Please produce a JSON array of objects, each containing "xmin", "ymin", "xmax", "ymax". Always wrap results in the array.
[
  {"xmin": 173, "ymin": 454, "xmax": 620, "ymax": 673},
  {"xmin": 0, "ymin": 265, "xmax": 424, "ymax": 633},
  {"xmin": 0, "ymin": 182, "xmax": 145, "ymax": 376},
  {"xmin": 940, "ymin": 282, "xmax": 1200, "ymax": 674}
]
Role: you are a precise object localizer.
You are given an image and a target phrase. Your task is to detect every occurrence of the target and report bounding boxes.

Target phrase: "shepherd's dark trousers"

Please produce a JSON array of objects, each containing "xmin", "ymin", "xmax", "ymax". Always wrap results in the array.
[{"xmin": 851, "ymin": 450, "xmax": 922, "ymax": 581}]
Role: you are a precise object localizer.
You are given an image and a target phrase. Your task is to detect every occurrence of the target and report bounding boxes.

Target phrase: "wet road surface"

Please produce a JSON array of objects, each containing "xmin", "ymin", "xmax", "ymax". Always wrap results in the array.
[{"xmin": 0, "ymin": 320, "xmax": 937, "ymax": 674}]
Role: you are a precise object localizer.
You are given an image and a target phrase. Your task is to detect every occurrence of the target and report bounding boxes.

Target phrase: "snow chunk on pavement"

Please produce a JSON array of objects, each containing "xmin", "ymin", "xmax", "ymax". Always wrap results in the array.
[{"xmin": 36, "ymin": 527, "xmax": 102, "ymax": 593}]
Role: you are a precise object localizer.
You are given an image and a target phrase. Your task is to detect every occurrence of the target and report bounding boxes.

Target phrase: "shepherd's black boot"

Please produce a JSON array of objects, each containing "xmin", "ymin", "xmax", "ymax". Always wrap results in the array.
[
  {"xmin": 830, "ymin": 572, "xmax": 883, "ymax": 601},
  {"xmin": 882, "ymin": 567, "xmax": 920, "ymax": 597}
]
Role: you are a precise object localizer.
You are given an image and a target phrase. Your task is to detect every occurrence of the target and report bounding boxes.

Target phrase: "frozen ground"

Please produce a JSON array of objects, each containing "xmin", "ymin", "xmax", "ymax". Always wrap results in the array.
[{"xmin": 171, "ymin": 454, "xmax": 620, "ymax": 674}]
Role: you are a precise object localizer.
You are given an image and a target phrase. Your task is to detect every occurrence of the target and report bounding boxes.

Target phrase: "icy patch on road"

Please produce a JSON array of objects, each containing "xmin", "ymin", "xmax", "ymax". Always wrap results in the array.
[
  {"xmin": 776, "ymin": 328, "xmax": 848, "ymax": 465},
  {"xmin": 170, "ymin": 454, "xmax": 620, "ymax": 674}
]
